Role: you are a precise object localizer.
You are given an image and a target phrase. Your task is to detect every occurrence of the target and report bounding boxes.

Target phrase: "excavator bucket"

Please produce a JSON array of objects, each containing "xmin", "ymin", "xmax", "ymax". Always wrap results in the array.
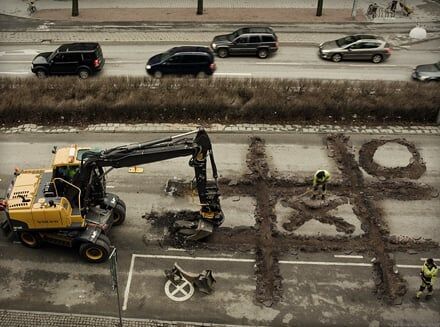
[
  {"xmin": 173, "ymin": 219, "xmax": 214, "ymax": 241},
  {"xmin": 194, "ymin": 270, "xmax": 216, "ymax": 294}
]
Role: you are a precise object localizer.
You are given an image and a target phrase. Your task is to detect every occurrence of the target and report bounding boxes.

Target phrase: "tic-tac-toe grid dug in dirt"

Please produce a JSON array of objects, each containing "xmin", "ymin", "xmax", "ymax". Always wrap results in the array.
[{"xmin": 145, "ymin": 134, "xmax": 439, "ymax": 306}]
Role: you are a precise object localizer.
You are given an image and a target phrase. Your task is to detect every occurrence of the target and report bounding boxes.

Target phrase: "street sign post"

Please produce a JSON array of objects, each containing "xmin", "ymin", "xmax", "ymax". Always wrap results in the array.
[{"xmin": 109, "ymin": 247, "xmax": 123, "ymax": 327}]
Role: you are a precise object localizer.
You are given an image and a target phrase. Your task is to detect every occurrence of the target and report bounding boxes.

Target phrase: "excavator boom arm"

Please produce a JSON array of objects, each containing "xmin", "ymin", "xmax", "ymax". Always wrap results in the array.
[{"xmin": 77, "ymin": 128, "xmax": 222, "ymax": 221}]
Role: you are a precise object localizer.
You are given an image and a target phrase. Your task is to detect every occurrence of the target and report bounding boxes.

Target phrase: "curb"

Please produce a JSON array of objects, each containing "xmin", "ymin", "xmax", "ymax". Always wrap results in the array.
[
  {"xmin": 0, "ymin": 309, "xmax": 250, "ymax": 327},
  {"xmin": 1, "ymin": 124, "xmax": 439, "ymax": 135}
]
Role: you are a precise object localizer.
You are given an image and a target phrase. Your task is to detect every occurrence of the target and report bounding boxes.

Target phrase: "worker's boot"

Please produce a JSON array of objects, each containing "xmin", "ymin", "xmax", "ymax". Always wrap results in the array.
[{"xmin": 415, "ymin": 291, "xmax": 423, "ymax": 299}]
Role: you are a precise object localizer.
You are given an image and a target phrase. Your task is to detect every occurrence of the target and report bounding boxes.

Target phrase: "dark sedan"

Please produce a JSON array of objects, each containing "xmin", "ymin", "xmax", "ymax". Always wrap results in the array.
[
  {"xmin": 318, "ymin": 35, "xmax": 392, "ymax": 64},
  {"xmin": 412, "ymin": 62, "xmax": 440, "ymax": 82}
]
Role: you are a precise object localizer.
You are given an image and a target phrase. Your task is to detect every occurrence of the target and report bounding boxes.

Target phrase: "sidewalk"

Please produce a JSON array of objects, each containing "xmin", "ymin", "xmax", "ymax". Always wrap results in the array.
[
  {"xmin": 0, "ymin": 309, "xmax": 220, "ymax": 327},
  {"xmin": 2, "ymin": 0, "xmax": 440, "ymax": 23}
]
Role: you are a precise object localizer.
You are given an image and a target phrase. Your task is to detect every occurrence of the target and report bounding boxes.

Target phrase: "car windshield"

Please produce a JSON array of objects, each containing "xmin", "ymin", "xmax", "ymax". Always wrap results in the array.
[
  {"xmin": 48, "ymin": 49, "xmax": 59, "ymax": 61},
  {"xmin": 336, "ymin": 36, "xmax": 359, "ymax": 47},
  {"xmin": 230, "ymin": 31, "xmax": 239, "ymax": 40},
  {"xmin": 161, "ymin": 51, "xmax": 172, "ymax": 61}
]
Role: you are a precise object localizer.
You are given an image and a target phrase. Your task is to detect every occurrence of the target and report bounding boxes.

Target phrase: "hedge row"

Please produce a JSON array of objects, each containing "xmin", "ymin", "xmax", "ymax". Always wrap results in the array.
[{"xmin": 0, "ymin": 77, "xmax": 438, "ymax": 126}]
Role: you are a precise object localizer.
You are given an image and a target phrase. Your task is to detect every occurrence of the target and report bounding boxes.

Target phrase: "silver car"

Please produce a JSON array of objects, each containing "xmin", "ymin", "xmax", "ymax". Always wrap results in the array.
[
  {"xmin": 412, "ymin": 62, "xmax": 440, "ymax": 82},
  {"xmin": 319, "ymin": 34, "xmax": 392, "ymax": 64}
]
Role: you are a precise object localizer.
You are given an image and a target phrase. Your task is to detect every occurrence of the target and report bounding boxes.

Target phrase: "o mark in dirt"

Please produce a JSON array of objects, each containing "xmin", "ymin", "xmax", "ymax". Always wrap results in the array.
[{"xmin": 358, "ymin": 139, "xmax": 426, "ymax": 179}]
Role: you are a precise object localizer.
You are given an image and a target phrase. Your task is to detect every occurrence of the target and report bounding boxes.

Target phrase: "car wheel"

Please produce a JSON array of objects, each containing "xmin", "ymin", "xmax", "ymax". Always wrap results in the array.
[
  {"xmin": 257, "ymin": 48, "xmax": 269, "ymax": 59},
  {"xmin": 372, "ymin": 54, "xmax": 383, "ymax": 64},
  {"xmin": 331, "ymin": 53, "xmax": 342, "ymax": 63},
  {"xmin": 154, "ymin": 70, "xmax": 163, "ymax": 79},
  {"xmin": 196, "ymin": 71, "xmax": 207, "ymax": 79},
  {"xmin": 217, "ymin": 48, "xmax": 229, "ymax": 58},
  {"xmin": 78, "ymin": 69, "xmax": 90, "ymax": 79},
  {"xmin": 35, "ymin": 69, "xmax": 47, "ymax": 79}
]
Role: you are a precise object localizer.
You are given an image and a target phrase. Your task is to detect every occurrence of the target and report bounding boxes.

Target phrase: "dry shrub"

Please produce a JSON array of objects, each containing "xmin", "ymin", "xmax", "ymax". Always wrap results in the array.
[{"xmin": 0, "ymin": 77, "xmax": 438, "ymax": 126}]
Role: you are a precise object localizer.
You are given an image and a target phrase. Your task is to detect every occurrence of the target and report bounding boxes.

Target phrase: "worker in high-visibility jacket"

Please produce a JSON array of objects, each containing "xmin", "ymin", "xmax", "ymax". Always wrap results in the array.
[
  {"xmin": 312, "ymin": 170, "xmax": 331, "ymax": 200},
  {"xmin": 416, "ymin": 258, "xmax": 438, "ymax": 299}
]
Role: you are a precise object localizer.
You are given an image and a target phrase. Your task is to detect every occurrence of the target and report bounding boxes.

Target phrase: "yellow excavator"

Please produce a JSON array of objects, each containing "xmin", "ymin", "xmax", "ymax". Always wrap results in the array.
[{"xmin": 0, "ymin": 128, "xmax": 224, "ymax": 263}]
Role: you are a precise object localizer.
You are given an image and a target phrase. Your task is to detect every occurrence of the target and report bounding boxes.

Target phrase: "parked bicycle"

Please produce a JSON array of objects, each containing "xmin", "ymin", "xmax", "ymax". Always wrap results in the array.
[{"xmin": 27, "ymin": 1, "xmax": 37, "ymax": 15}]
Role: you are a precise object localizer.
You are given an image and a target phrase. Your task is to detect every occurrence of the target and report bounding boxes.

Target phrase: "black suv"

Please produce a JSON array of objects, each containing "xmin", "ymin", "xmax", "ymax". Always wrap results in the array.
[
  {"xmin": 31, "ymin": 42, "xmax": 105, "ymax": 79},
  {"xmin": 210, "ymin": 27, "xmax": 278, "ymax": 59},
  {"xmin": 146, "ymin": 46, "xmax": 216, "ymax": 78}
]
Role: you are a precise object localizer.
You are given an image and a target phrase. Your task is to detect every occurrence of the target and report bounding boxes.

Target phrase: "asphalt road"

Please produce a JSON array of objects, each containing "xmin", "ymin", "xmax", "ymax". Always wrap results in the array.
[
  {"xmin": 0, "ymin": 132, "xmax": 439, "ymax": 326},
  {"xmin": 0, "ymin": 43, "xmax": 439, "ymax": 80}
]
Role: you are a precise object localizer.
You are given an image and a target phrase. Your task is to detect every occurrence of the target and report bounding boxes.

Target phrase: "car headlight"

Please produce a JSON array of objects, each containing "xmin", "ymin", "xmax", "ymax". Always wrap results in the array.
[
  {"xmin": 146, "ymin": 65, "xmax": 151, "ymax": 70},
  {"xmin": 211, "ymin": 43, "xmax": 217, "ymax": 49}
]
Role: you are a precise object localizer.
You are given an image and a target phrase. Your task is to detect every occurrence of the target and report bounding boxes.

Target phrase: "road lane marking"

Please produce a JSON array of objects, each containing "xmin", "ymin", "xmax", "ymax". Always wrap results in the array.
[
  {"xmin": 279, "ymin": 260, "xmax": 371, "ymax": 267},
  {"xmin": 397, "ymin": 264, "xmax": 423, "ymax": 269},
  {"xmin": 122, "ymin": 254, "xmax": 136, "ymax": 311},
  {"xmin": 122, "ymin": 253, "xmax": 423, "ymax": 311},
  {"xmin": 166, "ymin": 247, "xmax": 187, "ymax": 252},
  {"xmin": 255, "ymin": 62, "xmax": 404, "ymax": 68},
  {"xmin": 0, "ymin": 61, "xmax": 32, "ymax": 63},
  {"xmin": 134, "ymin": 253, "xmax": 255, "ymax": 262},
  {"xmin": 420, "ymin": 258, "xmax": 440, "ymax": 261},
  {"xmin": 215, "ymin": 73, "xmax": 252, "ymax": 76},
  {"xmin": 0, "ymin": 71, "xmax": 29, "ymax": 75},
  {"xmin": 334, "ymin": 255, "xmax": 364, "ymax": 259},
  {"xmin": 0, "ymin": 49, "xmax": 41, "ymax": 56}
]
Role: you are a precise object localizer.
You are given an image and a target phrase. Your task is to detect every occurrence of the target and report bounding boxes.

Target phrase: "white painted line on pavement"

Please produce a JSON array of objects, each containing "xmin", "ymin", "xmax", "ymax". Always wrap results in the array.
[
  {"xmin": 0, "ymin": 71, "xmax": 29, "ymax": 75},
  {"xmin": 215, "ymin": 73, "xmax": 252, "ymax": 76},
  {"xmin": 397, "ymin": 264, "xmax": 422, "ymax": 269},
  {"xmin": 166, "ymin": 247, "xmax": 187, "ymax": 252},
  {"xmin": 122, "ymin": 253, "xmax": 424, "ymax": 311},
  {"xmin": 0, "ymin": 49, "xmax": 41, "ymax": 56},
  {"xmin": 420, "ymin": 258, "xmax": 440, "ymax": 261},
  {"xmin": 122, "ymin": 254, "xmax": 136, "ymax": 311},
  {"xmin": 0, "ymin": 61, "xmax": 31, "ymax": 63},
  {"xmin": 279, "ymin": 260, "xmax": 371, "ymax": 267},
  {"xmin": 107, "ymin": 60, "xmax": 146, "ymax": 64},
  {"xmin": 134, "ymin": 254, "xmax": 255, "ymax": 262},
  {"xmin": 334, "ymin": 255, "xmax": 364, "ymax": 259},
  {"xmin": 106, "ymin": 185, "xmax": 115, "ymax": 189},
  {"xmin": 255, "ymin": 62, "xmax": 402, "ymax": 68}
]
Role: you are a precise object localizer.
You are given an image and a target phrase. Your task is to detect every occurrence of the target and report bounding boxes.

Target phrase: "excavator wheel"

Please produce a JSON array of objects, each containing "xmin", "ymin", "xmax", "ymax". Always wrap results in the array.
[
  {"xmin": 112, "ymin": 203, "xmax": 126, "ymax": 226},
  {"xmin": 19, "ymin": 231, "xmax": 42, "ymax": 248},
  {"xmin": 79, "ymin": 235, "xmax": 111, "ymax": 263}
]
